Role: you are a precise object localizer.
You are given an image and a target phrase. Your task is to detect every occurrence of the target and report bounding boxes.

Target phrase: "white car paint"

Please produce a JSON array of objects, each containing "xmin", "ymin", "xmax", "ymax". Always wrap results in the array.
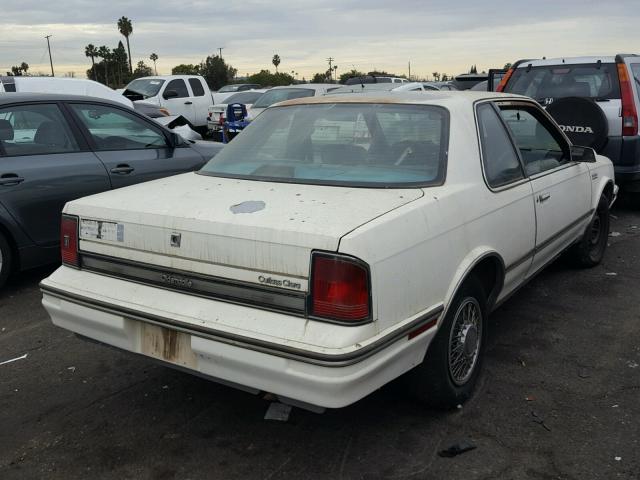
[
  {"xmin": 41, "ymin": 91, "xmax": 616, "ymax": 410},
  {"xmin": 123, "ymin": 75, "xmax": 213, "ymax": 127},
  {"xmin": 248, "ymin": 84, "xmax": 339, "ymax": 119},
  {"xmin": 0, "ymin": 77, "xmax": 133, "ymax": 108}
]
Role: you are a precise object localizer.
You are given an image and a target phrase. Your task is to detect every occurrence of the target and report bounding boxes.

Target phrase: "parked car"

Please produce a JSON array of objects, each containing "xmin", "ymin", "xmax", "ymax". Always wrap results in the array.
[
  {"xmin": 248, "ymin": 84, "xmax": 339, "ymax": 119},
  {"xmin": 122, "ymin": 75, "xmax": 213, "ymax": 132},
  {"xmin": 0, "ymin": 76, "xmax": 133, "ymax": 108},
  {"xmin": 498, "ymin": 55, "xmax": 640, "ymax": 205},
  {"xmin": 207, "ymin": 89, "xmax": 267, "ymax": 137},
  {"xmin": 213, "ymin": 84, "xmax": 262, "ymax": 104},
  {"xmin": 41, "ymin": 91, "xmax": 616, "ymax": 411},
  {"xmin": 450, "ymin": 73, "xmax": 488, "ymax": 90},
  {"xmin": 328, "ymin": 82, "xmax": 440, "ymax": 95},
  {"xmin": 343, "ymin": 75, "xmax": 409, "ymax": 85},
  {"xmin": 0, "ymin": 93, "xmax": 223, "ymax": 287}
]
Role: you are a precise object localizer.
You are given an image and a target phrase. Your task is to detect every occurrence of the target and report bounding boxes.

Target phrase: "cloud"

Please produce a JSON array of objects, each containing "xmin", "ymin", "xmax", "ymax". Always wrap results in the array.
[{"xmin": 0, "ymin": 1, "xmax": 637, "ymax": 79}]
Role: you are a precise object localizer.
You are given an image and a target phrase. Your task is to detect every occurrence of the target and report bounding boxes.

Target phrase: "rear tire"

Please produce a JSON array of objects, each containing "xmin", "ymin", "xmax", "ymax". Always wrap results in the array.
[
  {"xmin": 407, "ymin": 275, "xmax": 487, "ymax": 409},
  {"xmin": 0, "ymin": 232, "xmax": 12, "ymax": 289},
  {"xmin": 568, "ymin": 195, "xmax": 610, "ymax": 267}
]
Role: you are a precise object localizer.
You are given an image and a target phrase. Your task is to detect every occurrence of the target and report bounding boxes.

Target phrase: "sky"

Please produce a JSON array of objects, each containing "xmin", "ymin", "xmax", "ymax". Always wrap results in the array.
[{"xmin": 0, "ymin": 0, "xmax": 637, "ymax": 81}]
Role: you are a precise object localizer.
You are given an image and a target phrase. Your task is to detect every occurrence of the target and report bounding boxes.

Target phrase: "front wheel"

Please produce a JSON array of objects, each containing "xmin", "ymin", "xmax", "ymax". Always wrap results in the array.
[
  {"xmin": 568, "ymin": 195, "xmax": 610, "ymax": 268},
  {"xmin": 407, "ymin": 275, "xmax": 487, "ymax": 409}
]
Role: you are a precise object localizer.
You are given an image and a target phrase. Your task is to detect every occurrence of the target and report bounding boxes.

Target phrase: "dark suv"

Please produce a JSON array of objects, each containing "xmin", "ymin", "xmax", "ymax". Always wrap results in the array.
[{"xmin": 499, "ymin": 55, "xmax": 640, "ymax": 205}]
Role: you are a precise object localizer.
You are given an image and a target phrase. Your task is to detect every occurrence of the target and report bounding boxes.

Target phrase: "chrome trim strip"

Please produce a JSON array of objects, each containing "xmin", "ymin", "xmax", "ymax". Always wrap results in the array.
[
  {"xmin": 41, "ymin": 283, "xmax": 443, "ymax": 367},
  {"xmin": 80, "ymin": 253, "xmax": 307, "ymax": 315}
]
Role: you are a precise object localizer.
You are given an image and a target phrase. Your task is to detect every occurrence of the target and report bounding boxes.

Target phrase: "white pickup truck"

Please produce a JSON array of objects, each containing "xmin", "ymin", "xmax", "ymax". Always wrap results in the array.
[{"xmin": 122, "ymin": 75, "xmax": 213, "ymax": 130}]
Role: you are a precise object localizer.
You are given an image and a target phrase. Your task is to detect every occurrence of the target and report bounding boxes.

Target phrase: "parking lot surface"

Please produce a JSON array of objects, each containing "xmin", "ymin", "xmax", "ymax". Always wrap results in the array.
[{"xmin": 1, "ymin": 205, "xmax": 639, "ymax": 480}]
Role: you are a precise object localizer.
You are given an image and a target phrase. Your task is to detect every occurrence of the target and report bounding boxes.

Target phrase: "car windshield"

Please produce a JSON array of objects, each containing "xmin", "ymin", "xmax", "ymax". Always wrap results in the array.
[
  {"xmin": 124, "ymin": 79, "xmax": 165, "ymax": 98},
  {"xmin": 506, "ymin": 63, "xmax": 621, "ymax": 103},
  {"xmin": 199, "ymin": 103, "xmax": 449, "ymax": 187},
  {"xmin": 252, "ymin": 88, "xmax": 315, "ymax": 108},
  {"xmin": 225, "ymin": 91, "xmax": 263, "ymax": 104},
  {"xmin": 218, "ymin": 85, "xmax": 241, "ymax": 93}
]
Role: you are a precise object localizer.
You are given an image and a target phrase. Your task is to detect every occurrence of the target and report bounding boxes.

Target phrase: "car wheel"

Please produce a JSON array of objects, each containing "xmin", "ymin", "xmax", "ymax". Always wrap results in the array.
[
  {"xmin": 0, "ymin": 232, "xmax": 12, "ymax": 289},
  {"xmin": 569, "ymin": 195, "xmax": 610, "ymax": 267},
  {"xmin": 408, "ymin": 275, "xmax": 487, "ymax": 409}
]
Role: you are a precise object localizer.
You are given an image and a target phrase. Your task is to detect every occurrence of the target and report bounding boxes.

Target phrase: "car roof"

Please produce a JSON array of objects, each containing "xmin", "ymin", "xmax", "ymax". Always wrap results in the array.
[
  {"xmin": 0, "ymin": 92, "xmax": 133, "ymax": 107},
  {"xmin": 278, "ymin": 90, "xmax": 528, "ymax": 107},
  {"xmin": 515, "ymin": 56, "xmax": 617, "ymax": 67}
]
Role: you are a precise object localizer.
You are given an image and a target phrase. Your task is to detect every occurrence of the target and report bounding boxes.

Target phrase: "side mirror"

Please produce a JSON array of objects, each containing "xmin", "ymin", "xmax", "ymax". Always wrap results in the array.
[
  {"xmin": 570, "ymin": 145, "xmax": 597, "ymax": 163},
  {"xmin": 163, "ymin": 90, "xmax": 179, "ymax": 99}
]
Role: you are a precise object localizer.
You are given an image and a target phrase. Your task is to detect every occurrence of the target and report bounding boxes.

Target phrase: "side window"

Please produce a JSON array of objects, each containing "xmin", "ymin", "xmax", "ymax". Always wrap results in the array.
[
  {"xmin": 498, "ymin": 106, "xmax": 569, "ymax": 176},
  {"xmin": 0, "ymin": 104, "xmax": 79, "ymax": 157},
  {"xmin": 188, "ymin": 78, "xmax": 205, "ymax": 97},
  {"xmin": 630, "ymin": 64, "xmax": 640, "ymax": 104},
  {"xmin": 164, "ymin": 79, "xmax": 189, "ymax": 99},
  {"xmin": 69, "ymin": 104, "xmax": 168, "ymax": 151},
  {"xmin": 477, "ymin": 103, "xmax": 524, "ymax": 188}
]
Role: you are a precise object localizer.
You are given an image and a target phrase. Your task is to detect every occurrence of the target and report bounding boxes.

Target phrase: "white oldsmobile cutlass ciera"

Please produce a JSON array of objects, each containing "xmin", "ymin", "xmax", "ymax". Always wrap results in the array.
[{"xmin": 41, "ymin": 91, "xmax": 616, "ymax": 410}]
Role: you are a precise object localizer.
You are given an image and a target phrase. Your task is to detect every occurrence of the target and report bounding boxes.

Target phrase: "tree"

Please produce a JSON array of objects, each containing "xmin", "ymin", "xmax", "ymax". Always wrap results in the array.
[
  {"xmin": 432, "ymin": 72, "xmax": 440, "ymax": 81},
  {"xmin": 85, "ymin": 44, "xmax": 98, "ymax": 81},
  {"xmin": 199, "ymin": 54, "xmax": 237, "ymax": 90},
  {"xmin": 247, "ymin": 69, "xmax": 294, "ymax": 87},
  {"xmin": 10, "ymin": 66, "xmax": 22, "ymax": 76},
  {"xmin": 20, "ymin": 62, "xmax": 29, "ymax": 75},
  {"xmin": 311, "ymin": 72, "xmax": 329, "ymax": 83},
  {"xmin": 97, "ymin": 45, "xmax": 111, "ymax": 85},
  {"xmin": 131, "ymin": 60, "xmax": 153, "ymax": 79},
  {"xmin": 150, "ymin": 53, "xmax": 158, "ymax": 75},
  {"xmin": 117, "ymin": 16, "xmax": 133, "ymax": 73},
  {"xmin": 112, "ymin": 41, "xmax": 128, "ymax": 85},
  {"xmin": 272, "ymin": 54, "xmax": 281, "ymax": 73},
  {"xmin": 503, "ymin": 62, "xmax": 512, "ymax": 70},
  {"xmin": 172, "ymin": 64, "xmax": 200, "ymax": 75}
]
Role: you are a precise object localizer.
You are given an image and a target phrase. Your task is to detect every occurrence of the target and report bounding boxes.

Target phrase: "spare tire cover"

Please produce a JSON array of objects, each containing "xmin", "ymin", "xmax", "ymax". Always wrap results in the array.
[{"xmin": 545, "ymin": 96, "xmax": 608, "ymax": 151}]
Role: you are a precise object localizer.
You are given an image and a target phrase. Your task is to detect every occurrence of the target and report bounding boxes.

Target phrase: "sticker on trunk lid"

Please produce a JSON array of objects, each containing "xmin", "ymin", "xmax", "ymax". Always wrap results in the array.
[{"xmin": 80, "ymin": 219, "xmax": 124, "ymax": 242}]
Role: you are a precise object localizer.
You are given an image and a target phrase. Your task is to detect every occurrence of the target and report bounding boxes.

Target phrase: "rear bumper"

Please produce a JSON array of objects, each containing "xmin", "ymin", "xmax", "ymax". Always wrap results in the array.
[
  {"xmin": 607, "ymin": 136, "xmax": 640, "ymax": 191},
  {"xmin": 40, "ymin": 269, "xmax": 441, "ymax": 409}
]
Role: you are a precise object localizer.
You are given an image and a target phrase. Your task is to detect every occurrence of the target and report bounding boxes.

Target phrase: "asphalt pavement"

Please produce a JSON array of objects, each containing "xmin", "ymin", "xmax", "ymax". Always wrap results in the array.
[{"xmin": 1, "ymin": 204, "xmax": 639, "ymax": 480}]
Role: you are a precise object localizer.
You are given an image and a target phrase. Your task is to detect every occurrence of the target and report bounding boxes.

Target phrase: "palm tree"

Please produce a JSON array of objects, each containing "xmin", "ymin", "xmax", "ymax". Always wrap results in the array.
[
  {"xmin": 150, "ymin": 53, "xmax": 158, "ymax": 75},
  {"xmin": 97, "ymin": 45, "xmax": 111, "ymax": 85},
  {"xmin": 20, "ymin": 62, "xmax": 29, "ymax": 75},
  {"xmin": 272, "ymin": 54, "xmax": 281, "ymax": 73},
  {"xmin": 85, "ymin": 44, "xmax": 98, "ymax": 80},
  {"xmin": 117, "ymin": 16, "xmax": 133, "ymax": 74}
]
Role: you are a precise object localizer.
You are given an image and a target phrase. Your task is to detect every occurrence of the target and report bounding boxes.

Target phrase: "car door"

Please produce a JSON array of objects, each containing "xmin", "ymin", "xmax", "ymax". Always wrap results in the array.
[
  {"xmin": 66, "ymin": 102, "xmax": 206, "ymax": 189},
  {"xmin": 161, "ymin": 78, "xmax": 196, "ymax": 123},
  {"xmin": 497, "ymin": 102, "xmax": 592, "ymax": 276},
  {"xmin": 475, "ymin": 102, "xmax": 536, "ymax": 298},
  {"xmin": 0, "ymin": 102, "xmax": 111, "ymax": 248},
  {"xmin": 188, "ymin": 78, "xmax": 208, "ymax": 127}
]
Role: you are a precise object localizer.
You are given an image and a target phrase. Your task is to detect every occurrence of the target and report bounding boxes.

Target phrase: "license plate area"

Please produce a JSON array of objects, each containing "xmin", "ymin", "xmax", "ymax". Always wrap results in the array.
[{"xmin": 141, "ymin": 323, "xmax": 197, "ymax": 368}]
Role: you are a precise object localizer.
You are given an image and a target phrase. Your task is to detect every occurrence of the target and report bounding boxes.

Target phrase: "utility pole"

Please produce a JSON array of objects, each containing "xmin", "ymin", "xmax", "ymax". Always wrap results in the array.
[
  {"xmin": 408, "ymin": 61, "xmax": 411, "ymax": 81},
  {"xmin": 326, "ymin": 57, "xmax": 334, "ymax": 82},
  {"xmin": 218, "ymin": 47, "xmax": 224, "ymax": 59},
  {"xmin": 45, "ymin": 35, "xmax": 54, "ymax": 76}
]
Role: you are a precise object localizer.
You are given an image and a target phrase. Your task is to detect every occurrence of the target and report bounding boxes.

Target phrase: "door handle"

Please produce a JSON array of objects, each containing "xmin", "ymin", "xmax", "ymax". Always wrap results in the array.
[
  {"xmin": 0, "ymin": 173, "xmax": 25, "ymax": 186},
  {"xmin": 184, "ymin": 101, "xmax": 193, "ymax": 105},
  {"xmin": 110, "ymin": 165, "xmax": 134, "ymax": 175},
  {"xmin": 537, "ymin": 193, "xmax": 551, "ymax": 203}
]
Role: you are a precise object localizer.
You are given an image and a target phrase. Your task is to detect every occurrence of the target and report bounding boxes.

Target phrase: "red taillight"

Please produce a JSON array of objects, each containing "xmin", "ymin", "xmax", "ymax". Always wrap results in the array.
[
  {"xmin": 617, "ymin": 62, "xmax": 638, "ymax": 136},
  {"xmin": 496, "ymin": 67, "xmax": 514, "ymax": 93},
  {"xmin": 60, "ymin": 215, "xmax": 79, "ymax": 267},
  {"xmin": 218, "ymin": 113, "xmax": 225, "ymax": 125},
  {"xmin": 310, "ymin": 254, "xmax": 370, "ymax": 322}
]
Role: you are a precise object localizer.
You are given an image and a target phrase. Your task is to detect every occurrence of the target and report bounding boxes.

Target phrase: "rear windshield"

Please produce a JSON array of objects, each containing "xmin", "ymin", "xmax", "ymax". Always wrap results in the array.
[
  {"xmin": 124, "ymin": 79, "xmax": 165, "ymax": 98},
  {"xmin": 225, "ymin": 91, "xmax": 263, "ymax": 104},
  {"xmin": 506, "ymin": 63, "xmax": 620, "ymax": 103},
  {"xmin": 199, "ymin": 103, "xmax": 449, "ymax": 187},
  {"xmin": 252, "ymin": 88, "xmax": 315, "ymax": 108}
]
